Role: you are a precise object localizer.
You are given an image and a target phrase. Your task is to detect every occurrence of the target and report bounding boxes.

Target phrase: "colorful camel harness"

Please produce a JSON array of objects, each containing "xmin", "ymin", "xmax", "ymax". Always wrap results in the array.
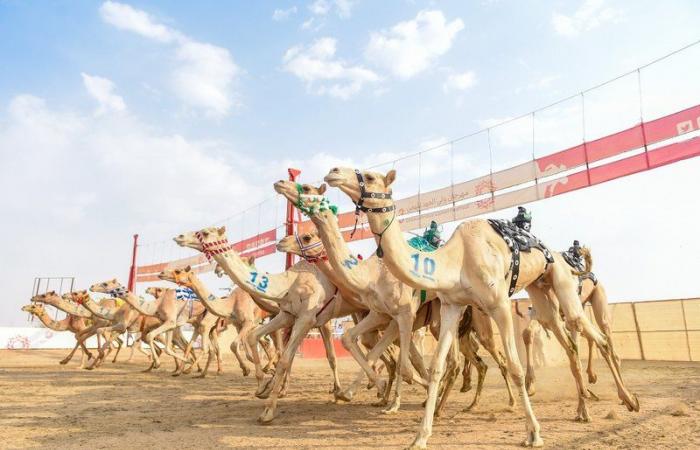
[
  {"xmin": 561, "ymin": 250, "xmax": 599, "ymax": 295},
  {"xmin": 487, "ymin": 219, "xmax": 554, "ymax": 297},
  {"xmin": 196, "ymin": 231, "xmax": 234, "ymax": 262}
]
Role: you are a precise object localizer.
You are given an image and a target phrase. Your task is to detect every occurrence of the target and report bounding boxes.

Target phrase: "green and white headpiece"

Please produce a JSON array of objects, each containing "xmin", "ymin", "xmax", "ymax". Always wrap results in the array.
[{"xmin": 295, "ymin": 183, "xmax": 338, "ymax": 217}]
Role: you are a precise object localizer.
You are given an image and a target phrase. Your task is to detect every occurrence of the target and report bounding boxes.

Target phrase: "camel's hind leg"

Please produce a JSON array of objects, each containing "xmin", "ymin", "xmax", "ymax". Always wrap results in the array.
[
  {"xmin": 523, "ymin": 320, "xmax": 537, "ymax": 395},
  {"xmin": 473, "ymin": 309, "xmax": 516, "ymax": 407},
  {"xmin": 458, "ymin": 333, "xmax": 488, "ymax": 412},
  {"xmin": 587, "ymin": 283, "xmax": 615, "ymax": 383},
  {"xmin": 553, "ymin": 271, "xmax": 638, "ymax": 412}
]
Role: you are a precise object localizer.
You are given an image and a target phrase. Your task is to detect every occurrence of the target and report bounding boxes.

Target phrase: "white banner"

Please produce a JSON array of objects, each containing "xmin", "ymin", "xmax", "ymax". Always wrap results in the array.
[{"xmin": 1, "ymin": 327, "xmax": 99, "ymax": 349}]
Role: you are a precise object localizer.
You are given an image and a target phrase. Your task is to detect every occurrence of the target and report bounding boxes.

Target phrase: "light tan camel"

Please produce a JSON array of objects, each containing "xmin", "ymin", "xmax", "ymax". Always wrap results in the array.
[
  {"xmin": 325, "ymin": 167, "xmax": 639, "ymax": 448},
  {"xmin": 142, "ymin": 286, "xmax": 222, "ymax": 377},
  {"xmin": 519, "ymin": 246, "xmax": 616, "ymax": 393},
  {"xmin": 89, "ymin": 280, "xmax": 204, "ymax": 372},
  {"xmin": 274, "ymin": 180, "xmax": 515, "ymax": 413},
  {"xmin": 21, "ymin": 303, "xmax": 94, "ymax": 368},
  {"xmin": 174, "ymin": 227, "xmax": 361, "ymax": 424},
  {"xmin": 157, "ymin": 268, "xmax": 278, "ymax": 377},
  {"xmin": 29, "ymin": 291, "xmax": 101, "ymax": 365}
]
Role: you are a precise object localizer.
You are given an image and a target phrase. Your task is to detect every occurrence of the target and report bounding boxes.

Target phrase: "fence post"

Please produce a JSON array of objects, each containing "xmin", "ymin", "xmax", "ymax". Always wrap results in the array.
[
  {"xmin": 631, "ymin": 302, "xmax": 645, "ymax": 360},
  {"xmin": 680, "ymin": 299, "xmax": 693, "ymax": 361}
]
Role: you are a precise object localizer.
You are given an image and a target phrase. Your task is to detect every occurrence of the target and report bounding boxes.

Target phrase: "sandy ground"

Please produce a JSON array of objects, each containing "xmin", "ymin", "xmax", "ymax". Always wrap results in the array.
[{"xmin": 0, "ymin": 349, "xmax": 698, "ymax": 449}]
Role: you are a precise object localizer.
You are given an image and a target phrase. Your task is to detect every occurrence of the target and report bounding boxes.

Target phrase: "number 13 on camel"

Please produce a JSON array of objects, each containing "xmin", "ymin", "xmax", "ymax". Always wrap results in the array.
[{"xmin": 324, "ymin": 167, "xmax": 639, "ymax": 449}]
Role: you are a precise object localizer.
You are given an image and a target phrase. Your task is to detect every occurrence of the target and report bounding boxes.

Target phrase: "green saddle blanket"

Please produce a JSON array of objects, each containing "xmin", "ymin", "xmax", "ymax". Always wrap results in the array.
[{"xmin": 408, "ymin": 236, "xmax": 438, "ymax": 252}]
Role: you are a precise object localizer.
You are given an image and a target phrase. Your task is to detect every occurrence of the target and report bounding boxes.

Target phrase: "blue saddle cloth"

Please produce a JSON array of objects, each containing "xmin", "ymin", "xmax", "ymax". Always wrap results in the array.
[
  {"xmin": 407, "ymin": 236, "xmax": 438, "ymax": 252},
  {"xmin": 176, "ymin": 287, "xmax": 198, "ymax": 301}
]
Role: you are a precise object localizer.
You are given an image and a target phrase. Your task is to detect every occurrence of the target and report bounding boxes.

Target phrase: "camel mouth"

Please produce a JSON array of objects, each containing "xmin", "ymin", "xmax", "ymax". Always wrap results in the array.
[
  {"xmin": 323, "ymin": 173, "xmax": 344, "ymax": 186},
  {"xmin": 273, "ymin": 181, "xmax": 286, "ymax": 194}
]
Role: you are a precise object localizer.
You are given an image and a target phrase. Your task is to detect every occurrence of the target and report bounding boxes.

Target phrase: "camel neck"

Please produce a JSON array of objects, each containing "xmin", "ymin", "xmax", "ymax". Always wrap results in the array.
[
  {"xmin": 81, "ymin": 296, "xmax": 117, "ymax": 320},
  {"xmin": 35, "ymin": 312, "xmax": 69, "ymax": 331},
  {"xmin": 45, "ymin": 298, "xmax": 92, "ymax": 318},
  {"xmin": 122, "ymin": 291, "xmax": 158, "ymax": 316},
  {"xmin": 311, "ymin": 210, "xmax": 370, "ymax": 293},
  {"xmin": 365, "ymin": 209, "xmax": 458, "ymax": 291},
  {"xmin": 213, "ymin": 250, "xmax": 293, "ymax": 301}
]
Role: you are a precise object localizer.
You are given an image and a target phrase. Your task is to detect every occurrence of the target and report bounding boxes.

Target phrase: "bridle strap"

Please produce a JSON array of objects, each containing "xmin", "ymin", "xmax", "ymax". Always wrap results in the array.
[
  {"xmin": 294, "ymin": 233, "xmax": 326, "ymax": 263},
  {"xmin": 351, "ymin": 169, "xmax": 396, "ymax": 257}
]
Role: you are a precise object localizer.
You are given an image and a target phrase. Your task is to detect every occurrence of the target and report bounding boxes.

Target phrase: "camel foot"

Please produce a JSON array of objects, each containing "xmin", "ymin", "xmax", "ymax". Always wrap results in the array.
[
  {"xmin": 463, "ymin": 397, "xmax": 480, "ymax": 412},
  {"xmin": 59, "ymin": 359, "xmax": 70, "ymax": 365},
  {"xmin": 382, "ymin": 399, "xmax": 400, "ymax": 414},
  {"xmin": 587, "ymin": 372, "xmax": 598, "ymax": 384},
  {"xmin": 371, "ymin": 397, "xmax": 389, "ymax": 407},
  {"xmin": 255, "ymin": 378, "xmax": 274, "ymax": 399},
  {"xmin": 257, "ymin": 407, "xmax": 276, "ymax": 424},
  {"xmin": 407, "ymin": 438, "xmax": 428, "ymax": 450},
  {"xmin": 241, "ymin": 366, "xmax": 251, "ymax": 377},
  {"xmin": 460, "ymin": 382, "xmax": 472, "ymax": 393},
  {"xmin": 261, "ymin": 363, "xmax": 274, "ymax": 374},
  {"xmin": 335, "ymin": 389, "xmax": 354, "ymax": 403},
  {"xmin": 522, "ymin": 431, "xmax": 544, "ymax": 447},
  {"xmin": 193, "ymin": 373, "xmax": 207, "ymax": 379},
  {"xmin": 623, "ymin": 393, "xmax": 640, "ymax": 412},
  {"xmin": 375, "ymin": 379, "xmax": 388, "ymax": 398}
]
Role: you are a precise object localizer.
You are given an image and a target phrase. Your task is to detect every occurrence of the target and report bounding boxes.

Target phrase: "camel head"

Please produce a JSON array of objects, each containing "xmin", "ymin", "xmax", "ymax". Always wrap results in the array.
[
  {"xmin": 62, "ymin": 290, "xmax": 89, "ymax": 304},
  {"xmin": 31, "ymin": 290, "xmax": 61, "ymax": 304},
  {"xmin": 145, "ymin": 287, "xmax": 166, "ymax": 298},
  {"xmin": 273, "ymin": 180, "xmax": 335, "ymax": 217},
  {"xmin": 90, "ymin": 279, "xmax": 127, "ymax": 296},
  {"xmin": 173, "ymin": 226, "xmax": 231, "ymax": 261},
  {"xmin": 276, "ymin": 230, "xmax": 325, "ymax": 261},
  {"xmin": 22, "ymin": 303, "xmax": 45, "ymax": 315},
  {"xmin": 158, "ymin": 266, "xmax": 195, "ymax": 287},
  {"xmin": 324, "ymin": 167, "xmax": 396, "ymax": 210}
]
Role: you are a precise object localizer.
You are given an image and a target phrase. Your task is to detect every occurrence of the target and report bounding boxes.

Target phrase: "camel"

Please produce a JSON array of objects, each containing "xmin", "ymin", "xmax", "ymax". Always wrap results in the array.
[
  {"xmin": 88, "ymin": 280, "xmax": 205, "ymax": 373},
  {"xmin": 274, "ymin": 180, "xmax": 515, "ymax": 413},
  {"xmin": 518, "ymin": 245, "xmax": 616, "ymax": 393},
  {"xmin": 157, "ymin": 268, "xmax": 278, "ymax": 377},
  {"xmin": 174, "ymin": 226, "xmax": 364, "ymax": 424},
  {"xmin": 21, "ymin": 303, "xmax": 94, "ymax": 368},
  {"xmin": 324, "ymin": 167, "xmax": 639, "ymax": 448},
  {"xmin": 142, "ymin": 286, "xmax": 224, "ymax": 377}
]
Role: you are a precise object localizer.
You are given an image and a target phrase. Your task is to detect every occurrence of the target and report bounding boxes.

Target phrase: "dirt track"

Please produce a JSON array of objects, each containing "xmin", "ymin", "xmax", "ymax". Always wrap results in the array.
[{"xmin": 1, "ymin": 350, "xmax": 698, "ymax": 449}]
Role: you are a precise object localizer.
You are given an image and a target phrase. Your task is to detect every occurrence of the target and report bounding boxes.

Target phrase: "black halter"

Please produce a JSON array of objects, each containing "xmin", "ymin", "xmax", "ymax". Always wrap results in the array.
[{"xmin": 350, "ymin": 169, "xmax": 395, "ymax": 258}]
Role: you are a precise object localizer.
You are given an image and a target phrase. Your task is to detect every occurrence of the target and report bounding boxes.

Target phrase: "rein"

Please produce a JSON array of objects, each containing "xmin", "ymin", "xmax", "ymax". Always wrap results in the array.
[{"xmin": 350, "ymin": 169, "xmax": 395, "ymax": 258}]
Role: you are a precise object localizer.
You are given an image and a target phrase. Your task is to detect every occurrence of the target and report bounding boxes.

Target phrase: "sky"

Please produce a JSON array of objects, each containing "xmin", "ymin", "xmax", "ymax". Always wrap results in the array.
[{"xmin": 1, "ymin": 0, "xmax": 700, "ymax": 326}]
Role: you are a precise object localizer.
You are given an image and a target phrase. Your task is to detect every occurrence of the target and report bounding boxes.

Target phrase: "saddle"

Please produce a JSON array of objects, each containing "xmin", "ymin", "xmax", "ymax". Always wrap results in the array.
[
  {"xmin": 561, "ymin": 250, "xmax": 598, "ymax": 295},
  {"xmin": 487, "ymin": 219, "xmax": 554, "ymax": 297}
]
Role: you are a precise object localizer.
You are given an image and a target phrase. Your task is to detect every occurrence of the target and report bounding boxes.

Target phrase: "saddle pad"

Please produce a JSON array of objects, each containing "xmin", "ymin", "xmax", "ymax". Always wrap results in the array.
[
  {"xmin": 562, "ymin": 250, "xmax": 586, "ymax": 272},
  {"xmin": 487, "ymin": 219, "xmax": 553, "ymax": 261},
  {"xmin": 407, "ymin": 236, "xmax": 438, "ymax": 252}
]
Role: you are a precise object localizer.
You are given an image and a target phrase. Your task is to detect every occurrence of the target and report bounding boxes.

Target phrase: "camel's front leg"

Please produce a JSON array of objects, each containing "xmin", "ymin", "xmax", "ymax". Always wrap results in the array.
[
  {"xmin": 318, "ymin": 320, "xmax": 342, "ymax": 398},
  {"xmin": 337, "ymin": 311, "xmax": 392, "ymax": 402},
  {"xmin": 146, "ymin": 321, "xmax": 183, "ymax": 369},
  {"xmin": 409, "ymin": 302, "xmax": 462, "ymax": 450},
  {"xmin": 111, "ymin": 336, "xmax": 124, "ymax": 363},
  {"xmin": 246, "ymin": 312, "xmax": 295, "ymax": 398},
  {"xmin": 258, "ymin": 314, "xmax": 315, "ymax": 424},
  {"xmin": 61, "ymin": 341, "xmax": 82, "ymax": 366}
]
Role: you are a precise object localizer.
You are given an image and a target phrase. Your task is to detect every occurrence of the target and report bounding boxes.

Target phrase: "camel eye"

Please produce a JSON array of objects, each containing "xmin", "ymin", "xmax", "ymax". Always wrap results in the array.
[
  {"xmin": 102, "ymin": 283, "xmax": 107, "ymax": 287},
  {"xmin": 365, "ymin": 174, "xmax": 375, "ymax": 182},
  {"xmin": 303, "ymin": 235, "xmax": 311, "ymax": 242},
  {"xmin": 302, "ymin": 186, "xmax": 310, "ymax": 192}
]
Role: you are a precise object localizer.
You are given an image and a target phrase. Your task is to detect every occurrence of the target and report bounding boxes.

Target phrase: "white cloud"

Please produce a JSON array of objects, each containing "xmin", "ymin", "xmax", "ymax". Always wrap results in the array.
[
  {"xmin": 552, "ymin": 0, "xmax": 621, "ymax": 37},
  {"xmin": 365, "ymin": 10, "xmax": 464, "ymax": 79},
  {"xmin": 100, "ymin": 1, "xmax": 179, "ymax": 42},
  {"xmin": 443, "ymin": 70, "xmax": 477, "ymax": 93},
  {"xmin": 283, "ymin": 37, "xmax": 381, "ymax": 99},
  {"xmin": 309, "ymin": 0, "xmax": 331, "ymax": 15},
  {"xmin": 273, "ymin": 6, "xmax": 298, "ymax": 21},
  {"xmin": 99, "ymin": 1, "xmax": 238, "ymax": 117},
  {"xmin": 334, "ymin": 0, "xmax": 354, "ymax": 18},
  {"xmin": 81, "ymin": 73, "xmax": 127, "ymax": 114}
]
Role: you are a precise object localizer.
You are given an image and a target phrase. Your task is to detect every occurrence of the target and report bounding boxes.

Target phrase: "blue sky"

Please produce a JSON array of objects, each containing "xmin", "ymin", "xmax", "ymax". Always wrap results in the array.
[{"xmin": 2, "ymin": 0, "xmax": 700, "ymax": 326}]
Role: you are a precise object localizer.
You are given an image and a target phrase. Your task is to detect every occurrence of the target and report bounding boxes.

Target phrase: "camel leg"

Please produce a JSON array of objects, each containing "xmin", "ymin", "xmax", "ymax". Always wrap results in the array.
[
  {"xmin": 473, "ymin": 312, "xmax": 516, "ymax": 408},
  {"xmin": 585, "ymin": 333, "xmax": 596, "ymax": 384},
  {"xmin": 433, "ymin": 340, "xmax": 462, "ymax": 417},
  {"xmin": 146, "ymin": 322, "xmax": 187, "ymax": 370},
  {"xmin": 523, "ymin": 320, "xmax": 537, "ymax": 395},
  {"xmin": 111, "ymin": 336, "xmax": 124, "ymax": 363},
  {"xmin": 258, "ymin": 314, "xmax": 315, "ymax": 424},
  {"xmin": 459, "ymin": 334, "xmax": 488, "ymax": 412},
  {"xmin": 230, "ymin": 334, "xmax": 251, "ymax": 376},
  {"xmin": 491, "ymin": 300, "xmax": 542, "ymax": 448},
  {"xmin": 409, "ymin": 302, "xmax": 462, "ymax": 450},
  {"xmin": 61, "ymin": 341, "xmax": 83, "ymax": 366},
  {"xmin": 337, "ymin": 311, "xmax": 392, "ymax": 402},
  {"xmin": 209, "ymin": 329, "xmax": 223, "ymax": 375},
  {"xmin": 318, "ymin": 320, "xmax": 342, "ymax": 399},
  {"xmin": 260, "ymin": 334, "xmax": 276, "ymax": 370},
  {"xmin": 460, "ymin": 357, "xmax": 473, "ymax": 392},
  {"xmin": 246, "ymin": 312, "xmax": 295, "ymax": 398},
  {"xmin": 553, "ymin": 277, "xmax": 638, "ymax": 412},
  {"xmin": 587, "ymin": 284, "xmax": 615, "ymax": 382}
]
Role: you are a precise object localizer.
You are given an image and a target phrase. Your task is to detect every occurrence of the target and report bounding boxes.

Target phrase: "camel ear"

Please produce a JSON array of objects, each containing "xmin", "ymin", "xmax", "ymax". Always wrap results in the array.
[
  {"xmin": 385, "ymin": 170, "xmax": 396, "ymax": 187},
  {"xmin": 185, "ymin": 265, "xmax": 192, "ymax": 272},
  {"xmin": 111, "ymin": 278, "xmax": 117, "ymax": 283},
  {"xmin": 80, "ymin": 290, "xmax": 87, "ymax": 295},
  {"xmin": 48, "ymin": 290, "xmax": 56, "ymax": 295},
  {"xmin": 246, "ymin": 255, "xmax": 256, "ymax": 265},
  {"xmin": 318, "ymin": 183, "xmax": 327, "ymax": 194},
  {"xmin": 217, "ymin": 226, "xmax": 226, "ymax": 235}
]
